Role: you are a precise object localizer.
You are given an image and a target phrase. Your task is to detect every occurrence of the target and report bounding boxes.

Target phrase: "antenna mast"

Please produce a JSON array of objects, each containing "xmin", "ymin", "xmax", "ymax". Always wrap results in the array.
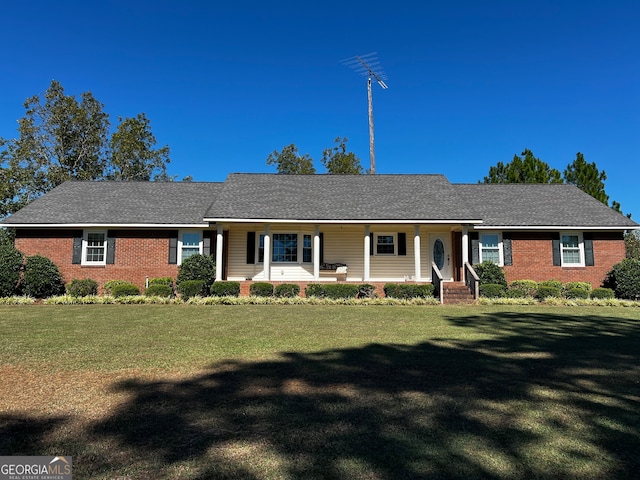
[{"xmin": 342, "ymin": 52, "xmax": 388, "ymax": 174}]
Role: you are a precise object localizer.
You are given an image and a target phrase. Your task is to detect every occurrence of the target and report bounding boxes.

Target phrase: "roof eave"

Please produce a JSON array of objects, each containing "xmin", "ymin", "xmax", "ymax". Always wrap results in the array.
[{"xmin": 203, "ymin": 217, "xmax": 484, "ymax": 225}]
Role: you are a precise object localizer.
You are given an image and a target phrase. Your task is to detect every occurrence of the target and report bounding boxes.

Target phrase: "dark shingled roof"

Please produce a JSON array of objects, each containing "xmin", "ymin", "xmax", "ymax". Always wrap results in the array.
[
  {"xmin": 454, "ymin": 184, "xmax": 638, "ymax": 228},
  {"xmin": 205, "ymin": 174, "xmax": 479, "ymax": 221},
  {"xmin": 2, "ymin": 181, "xmax": 224, "ymax": 225}
]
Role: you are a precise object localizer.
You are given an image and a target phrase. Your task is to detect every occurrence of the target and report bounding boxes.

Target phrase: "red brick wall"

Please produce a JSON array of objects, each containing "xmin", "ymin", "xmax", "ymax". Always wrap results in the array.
[
  {"xmin": 503, "ymin": 233, "xmax": 625, "ymax": 288},
  {"xmin": 15, "ymin": 229, "xmax": 179, "ymax": 293}
]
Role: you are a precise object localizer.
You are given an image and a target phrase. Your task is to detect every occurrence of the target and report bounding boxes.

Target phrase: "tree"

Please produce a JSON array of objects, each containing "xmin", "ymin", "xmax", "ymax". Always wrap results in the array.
[
  {"xmin": 626, "ymin": 230, "xmax": 640, "ymax": 260},
  {"xmin": 483, "ymin": 149, "xmax": 563, "ymax": 184},
  {"xmin": 321, "ymin": 137, "xmax": 363, "ymax": 175},
  {"xmin": 563, "ymin": 152, "xmax": 609, "ymax": 205},
  {"xmin": 108, "ymin": 113, "xmax": 170, "ymax": 181},
  {"xmin": 266, "ymin": 144, "xmax": 316, "ymax": 174}
]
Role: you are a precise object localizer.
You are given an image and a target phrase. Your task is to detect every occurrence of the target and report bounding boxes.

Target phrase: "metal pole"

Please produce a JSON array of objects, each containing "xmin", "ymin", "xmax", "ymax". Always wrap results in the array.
[{"xmin": 368, "ymin": 76, "xmax": 375, "ymax": 174}]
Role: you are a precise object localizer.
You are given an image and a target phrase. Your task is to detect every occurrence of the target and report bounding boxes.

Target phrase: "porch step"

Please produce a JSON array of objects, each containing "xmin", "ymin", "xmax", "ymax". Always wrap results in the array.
[{"xmin": 442, "ymin": 283, "xmax": 475, "ymax": 304}]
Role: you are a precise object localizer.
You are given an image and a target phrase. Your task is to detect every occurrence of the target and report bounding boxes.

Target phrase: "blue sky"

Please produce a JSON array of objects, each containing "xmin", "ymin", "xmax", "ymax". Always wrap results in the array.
[{"xmin": 1, "ymin": 0, "xmax": 639, "ymax": 219}]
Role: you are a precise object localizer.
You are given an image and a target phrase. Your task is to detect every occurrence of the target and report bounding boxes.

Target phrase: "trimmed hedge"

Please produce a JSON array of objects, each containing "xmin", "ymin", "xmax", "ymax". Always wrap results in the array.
[
  {"xmin": 562, "ymin": 282, "xmax": 592, "ymax": 296},
  {"xmin": 145, "ymin": 284, "xmax": 174, "ymax": 297},
  {"xmin": 474, "ymin": 261, "xmax": 507, "ymax": 286},
  {"xmin": 536, "ymin": 285, "xmax": 561, "ymax": 300},
  {"xmin": 111, "ymin": 283, "xmax": 141, "ymax": 297},
  {"xmin": 479, "ymin": 283, "xmax": 505, "ymax": 298},
  {"xmin": 305, "ymin": 283, "xmax": 359, "ymax": 299},
  {"xmin": 384, "ymin": 283, "xmax": 434, "ymax": 299},
  {"xmin": 591, "ymin": 287, "xmax": 615, "ymax": 299},
  {"xmin": 539, "ymin": 279, "xmax": 563, "ymax": 290},
  {"xmin": 274, "ymin": 283, "xmax": 300, "ymax": 298},
  {"xmin": 508, "ymin": 280, "xmax": 538, "ymax": 297},
  {"xmin": 250, "ymin": 282, "xmax": 274, "ymax": 297},
  {"xmin": 210, "ymin": 281, "xmax": 241, "ymax": 297},
  {"xmin": 104, "ymin": 280, "xmax": 133, "ymax": 295},
  {"xmin": 564, "ymin": 287, "xmax": 590, "ymax": 299},
  {"xmin": 66, "ymin": 278, "xmax": 99, "ymax": 297},
  {"xmin": 178, "ymin": 280, "xmax": 205, "ymax": 299},
  {"xmin": 149, "ymin": 277, "xmax": 173, "ymax": 286},
  {"xmin": 177, "ymin": 254, "xmax": 216, "ymax": 293},
  {"xmin": 22, "ymin": 255, "xmax": 65, "ymax": 298}
]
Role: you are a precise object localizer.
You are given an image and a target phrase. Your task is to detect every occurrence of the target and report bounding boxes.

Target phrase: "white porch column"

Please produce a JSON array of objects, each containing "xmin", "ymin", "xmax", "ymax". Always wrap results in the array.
[
  {"xmin": 462, "ymin": 226, "xmax": 469, "ymax": 281},
  {"xmin": 263, "ymin": 225, "xmax": 271, "ymax": 281},
  {"xmin": 364, "ymin": 225, "xmax": 371, "ymax": 281},
  {"xmin": 414, "ymin": 225, "xmax": 421, "ymax": 281},
  {"xmin": 313, "ymin": 225, "xmax": 320, "ymax": 280},
  {"xmin": 215, "ymin": 224, "xmax": 224, "ymax": 281}
]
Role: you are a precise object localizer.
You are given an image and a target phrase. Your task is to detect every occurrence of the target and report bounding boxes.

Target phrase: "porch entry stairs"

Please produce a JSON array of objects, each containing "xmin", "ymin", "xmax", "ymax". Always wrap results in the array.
[{"xmin": 441, "ymin": 282, "xmax": 476, "ymax": 304}]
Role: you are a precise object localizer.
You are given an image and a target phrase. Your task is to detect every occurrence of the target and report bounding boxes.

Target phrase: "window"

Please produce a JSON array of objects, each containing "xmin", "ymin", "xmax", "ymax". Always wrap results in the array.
[
  {"xmin": 179, "ymin": 231, "xmax": 202, "ymax": 264},
  {"xmin": 480, "ymin": 233, "xmax": 502, "ymax": 265},
  {"xmin": 375, "ymin": 233, "xmax": 396, "ymax": 255},
  {"xmin": 561, "ymin": 233, "xmax": 584, "ymax": 266},
  {"xmin": 82, "ymin": 231, "xmax": 107, "ymax": 265},
  {"xmin": 256, "ymin": 232, "xmax": 313, "ymax": 263}
]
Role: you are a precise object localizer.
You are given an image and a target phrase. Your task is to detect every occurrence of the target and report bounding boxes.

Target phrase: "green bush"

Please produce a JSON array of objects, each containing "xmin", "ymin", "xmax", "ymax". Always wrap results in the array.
[
  {"xmin": 145, "ymin": 284, "xmax": 173, "ymax": 297},
  {"xmin": 539, "ymin": 279, "xmax": 563, "ymax": 290},
  {"xmin": 0, "ymin": 244, "xmax": 23, "ymax": 297},
  {"xmin": 304, "ymin": 284, "xmax": 359, "ymax": 299},
  {"xmin": 66, "ymin": 278, "xmax": 98, "ymax": 297},
  {"xmin": 564, "ymin": 287, "xmax": 590, "ymax": 299},
  {"xmin": 505, "ymin": 288, "xmax": 527, "ymax": 298},
  {"xmin": 250, "ymin": 282, "xmax": 274, "ymax": 297},
  {"xmin": 104, "ymin": 280, "xmax": 132, "ymax": 295},
  {"xmin": 474, "ymin": 261, "xmax": 507, "ymax": 286},
  {"xmin": 178, "ymin": 280, "xmax": 205, "ymax": 299},
  {"xmin": 305, "ymin": 284, "xmax": 325, "ymax": 297},
  {"xmin": 590, "ymin": 287, "xmax": 615, "ymax": 299},
  {"xmin": 111, "ymin": 283, "xmax": 141, "ymax": 297},
  {"xmin": 605, "ymin": 258, "xmax": 640, "ymax": 300},
  {"xmin": 149, "ymin": 277, "xmax": 173, "ymax": 286},
  {"xmin": 508, "ymin": 280, "xmax": 538, "ymax": 297},
  {"xmin": 357, "ymin": 284, "xmax": 377, "ymax": 299},
  {"xmin": 479, "ymin": 283, "xmax": 505, "ymax": 298},
  {"xmin": 177, "ymin": 254, "xmax": 216, "ymax": 293},
  {"xmin": 274, "ymin": 283, "xmax": 300, "ymax": 297},
  {"xmin": 210, "ymin": 281, "xmax": 241, "ymax": 297},
  {"xmin": 22, "ymin": 255, "xmax": 64, "ymax": 298},
  {"xmin": 536, "ymin": 285, "xmax": 561, "ymax": 300},
  {"xmin": 384, "ymin": 283, "xmax": 434, "ymax": 299},
  {"xmin": 562, "ymin": 282, "xmax": 592, "ymax": 296}
]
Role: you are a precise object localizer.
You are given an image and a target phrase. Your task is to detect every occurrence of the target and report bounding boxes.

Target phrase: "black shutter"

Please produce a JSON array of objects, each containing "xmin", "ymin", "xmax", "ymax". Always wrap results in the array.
[
  {"xmin": 584, "ymin": 233, "xmax": 594, "ymax": 266},
  {"xmin": 471, "ymin": 239, "xmax": 479, "ymax": 265},
  {"xmin": 246, "ymin": 232, "xmax": 256, "ymax": 264},
  {"xmin": 552, "ymin": 238, "xmax": 561, "ymax": 266},
  {"xmin": 168, "ymin": 231, "xmax": 178, "ymax": 264},
  {"xmin": 203, "ymin": 231, "xmax": 212, "ymax": 256},
  {"xmin": 319, "ymin": 232, "xmax": 324, "ymax": 265},
  {"xmin": 503, "ymin": 237, "xmax": 512, "ymax": 266},
  {"xmin": 370, "ymin": 232, "xmax": 374, "ymax": 255},
  {"xmin": 398, "ymin": 232, "xmax": 407, "ymax": 256},
  {"xmin": 72, "ymin": 233, "xmax": 82, "ymax": 264},
  {"xmin": 106, "ymin": 231, "xmax": 116, "ymax": 264}
]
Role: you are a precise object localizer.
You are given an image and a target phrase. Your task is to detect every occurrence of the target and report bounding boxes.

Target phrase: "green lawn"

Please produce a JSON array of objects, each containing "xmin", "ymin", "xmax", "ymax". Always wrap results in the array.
[{"xmin": 1, "ymin": 305, "xmax": 639, "ymax": 479}]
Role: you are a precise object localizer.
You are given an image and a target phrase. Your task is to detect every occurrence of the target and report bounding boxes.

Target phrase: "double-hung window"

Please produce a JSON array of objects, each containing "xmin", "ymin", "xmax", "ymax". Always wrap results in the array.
[
  {"xmin": 375, "ymin": 233, "xmax": 396, "ymax": 255},
  {"xmin": 480, "ymin": 233, "xmax": 502, "ymax": 265},
  {"xmin": 257, "ymin": 232, "xmax": 313, "ymax": 263},
  {"xmin": 561, "ymin": 233, "xmax": 584, "ymax": 266},
  {"xmin": 179, "ymin": 231, "xmax": 202, "ymax": 264},
  {"xmin": 83, "ymin": 231, "xmax": 107, "ymax": 265}
]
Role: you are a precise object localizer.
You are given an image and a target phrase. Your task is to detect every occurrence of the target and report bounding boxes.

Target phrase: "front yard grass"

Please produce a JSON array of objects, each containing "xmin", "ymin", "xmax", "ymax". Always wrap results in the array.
[{"xmin": 1, "ymin": 305, "xmax": 639, "ymax": 479}]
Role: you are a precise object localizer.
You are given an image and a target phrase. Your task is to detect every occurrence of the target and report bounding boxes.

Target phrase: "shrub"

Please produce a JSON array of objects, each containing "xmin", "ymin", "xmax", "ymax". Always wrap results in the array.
[
  {"xmin": 177, "ymin": 254, "xmax": 216, "ymax": 293},
  {"xmin": 104, "ymin": 280, "xmax": 132, "ymax": 295},
  {"xmin": 479, "ymin": 283, "xmax": 505, "ymax": 298},
  {"xmin": 357, "ymin": 283, "xmax": 377, "ymax": 299},
  {"xmin": 178, "ymin": 280, "xmax": 205, "ymax": 299},
  {"xmin": 66, "ymin": 278, "xmax": 98, "ymax": 297},
  {"xmin": 474, "ymin": 261, "xmax": 507, "ymax": 286},
  {"xmin": 0, "ymin": 244, "xmax": 23, "ymax": 297},
  {"xmin": 305, "ymin": 284, "xmax": 325, "ymax": 297},
  {"xmin": 508, "ymin": 280, "xmax": 538, "ymax": 297},
  {"xmin": 21, "ymin": 255, "xmax": 64, "ymax": 298},
  {"xmin": 539, "ymin": 279, "xmax": 563, "ymax": 290},
  {"xmin": 149, "ymin": 277, "xmax": 173, "ymax": 286},
  {"xmin": 250, "ymin": 282, "xmax": 274, "ymax": 297},
  {"xmin": 605, "ymin": 258, "xmax": 640, "ymax": 300},
  {"xmin": 210, "ymin": 281, "xmax": 241, "ymax": 297},
  {"xmin": 145, "ymin": 284, "xmax": 173, "ymax": 297},
  {"xmin": 111, "ymin": 283, "xmax": 141, "ymax": 297},
  {"xmin": 274, "ymin": 283, "xmax": 300, "ymax": 298},
  {"xmin": 304, "ymin": 284, "xmax": 359, "ymax": 299},
  {"xmin": 536, "ymin": 285, "xmax": 561, "ymax": 300},
  {"xmin": 505, "ymin": 288, "xmax": 527, "ymax": 298},
  {"xmin": 591, "ymin": 287, "xmax": 614, "ymax": 299},
  {"xmin": 562, "ymin": 282, "xmax": 592, "ymax": 296},
  {"xmin": 564, "ymin": 287, "xmax": 590, "ymax": 299},
  {"xmin": 384, "ymin": 283, "xmax": 434, "ymax": 299}
]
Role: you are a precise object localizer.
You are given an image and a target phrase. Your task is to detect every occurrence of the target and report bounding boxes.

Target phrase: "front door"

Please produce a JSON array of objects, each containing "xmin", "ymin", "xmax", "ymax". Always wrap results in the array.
[{"xmin": 429, "ymin": 233, "xmax": 452, "ymax": 281}]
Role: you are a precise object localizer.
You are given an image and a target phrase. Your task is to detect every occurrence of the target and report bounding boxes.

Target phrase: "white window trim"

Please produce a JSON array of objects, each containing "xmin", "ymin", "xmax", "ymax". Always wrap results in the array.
[
  {"xmin": 560, "ymin": 232, "xmax": 585, "ymax": 267},
  {"xmin": 257, "ymin": 232, "xmax": 313, "ymax": 264},
  {"xmin": 178, "ymin": 230, "xmax": 203, "ymax": 266},
  {"xmin": 479, "ymin": 232, "xmax": 503, "ymax": 266},
  {"xmin": 82, "ymin": 230, "xmax": 107, "ymax": 266},
  {"xmin": 374, "ymin": 232, "xmax": 397, "ymax": 256}
]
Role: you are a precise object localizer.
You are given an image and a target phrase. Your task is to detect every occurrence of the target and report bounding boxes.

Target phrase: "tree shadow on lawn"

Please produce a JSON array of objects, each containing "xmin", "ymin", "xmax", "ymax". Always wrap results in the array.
[{"xmin": 4, "ymin": 311, "xmax": 640, "ymax": 479}]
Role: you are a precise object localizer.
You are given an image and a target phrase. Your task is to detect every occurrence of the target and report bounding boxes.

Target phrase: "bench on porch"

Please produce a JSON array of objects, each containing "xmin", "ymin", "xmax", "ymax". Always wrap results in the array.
[{"xmin": 319, "ymin": 262, "xmax": 348, "ymax": 281}]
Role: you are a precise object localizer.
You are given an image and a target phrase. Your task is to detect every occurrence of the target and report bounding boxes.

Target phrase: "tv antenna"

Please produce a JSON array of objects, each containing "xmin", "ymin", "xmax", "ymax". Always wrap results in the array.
[{"xmin": 342, "ymin": 52, "xmax": 388, "ymax": 174}]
